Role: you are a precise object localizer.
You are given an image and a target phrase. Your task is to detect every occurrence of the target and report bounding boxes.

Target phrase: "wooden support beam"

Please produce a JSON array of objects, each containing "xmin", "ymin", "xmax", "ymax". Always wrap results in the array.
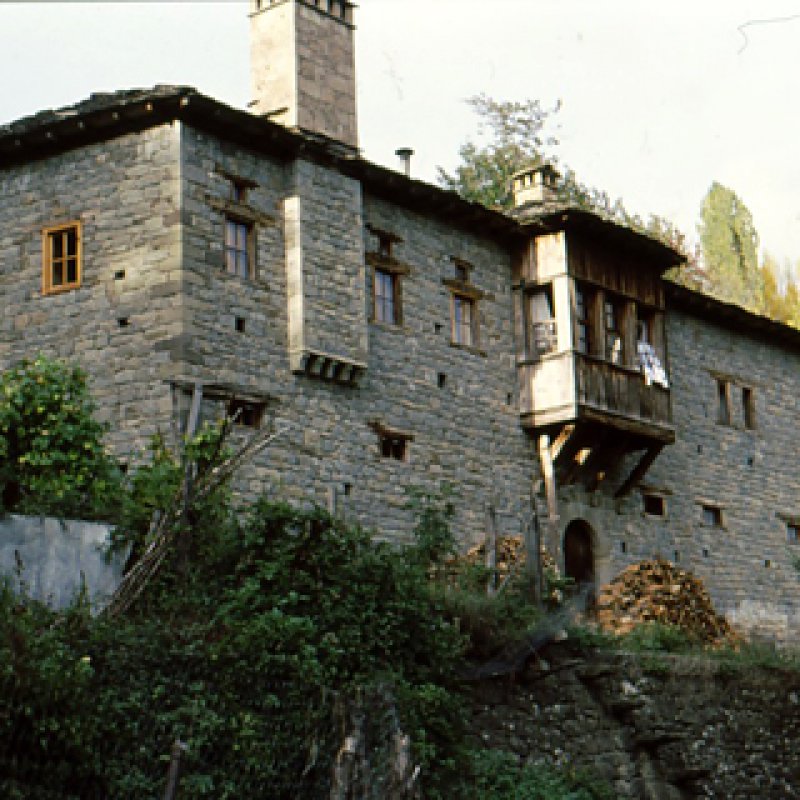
[
  {"xmin": 586, "ymin": 434, "xmax": 632, "ymax": 492},
  {"xmin": 538, "ymin": 434, "xmax": 558, "ymax": 522},
  {"xmin": 615, "ymin": 443, "xmax": 664, "ymax": 498}
]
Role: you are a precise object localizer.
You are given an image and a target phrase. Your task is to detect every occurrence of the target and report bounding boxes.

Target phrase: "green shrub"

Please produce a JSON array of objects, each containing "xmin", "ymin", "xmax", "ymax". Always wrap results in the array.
[{"xmin": 0, "ymin": 356, "xmax": 121, "ymax": 519}]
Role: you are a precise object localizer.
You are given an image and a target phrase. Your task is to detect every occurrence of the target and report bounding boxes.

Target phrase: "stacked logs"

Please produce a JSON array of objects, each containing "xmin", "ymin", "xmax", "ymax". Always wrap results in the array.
[{"xmin": 596, "ymin": 559, "xmax": 738, "ymax": 646}]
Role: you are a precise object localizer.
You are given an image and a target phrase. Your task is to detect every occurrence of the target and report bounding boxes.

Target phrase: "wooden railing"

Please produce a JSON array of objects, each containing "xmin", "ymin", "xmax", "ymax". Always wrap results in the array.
[{"xmin": 575, "ymin": 353, "xmax": 671, "ymax": 427}]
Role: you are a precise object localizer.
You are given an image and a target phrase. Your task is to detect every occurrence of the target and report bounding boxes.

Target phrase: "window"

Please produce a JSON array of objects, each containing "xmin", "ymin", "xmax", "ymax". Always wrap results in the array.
[
  {"xmin": 230, "ymin": 181, "xmax": 247, "ymax": 204},
  {"xmin": 228, "ymin": 398, "xmax": 264, "ymax": 428},
  {"xmin": 716, "ymin": 379, "xmax": 731, "ymax": 425},
  {"xmin": 452, "ymin": 293, "xmax": 475, "ymax": 347},
  {"xmin": 604, "ymin": 297, "xmax": 622, "ymax": 364},
  {"xmin": 788, "ymin": 523, "xmax": 800, "ymax": 544},
  {"xmin": 643, "ymin": 493, "xmax": 666, "ymax": 517},
  {"xmin": 742, "ymin": 386, "xmax": 756, "ymax": 429},
  {"xmin": 224, "ymin": 217, "xmax": 253, "ymax": 279},
  {"xmin": 702, "ymin": 504, "xmax": 723, "ymax": 528},
  {"xmin": 529, "ymin": 284, "xmax": 556, "ymax": 358},
  {"xmin": 575, "ymin": 285, "xmax": 590, "ymax": 354},
  {"xmin": 380, "ymin": 434, "xmax": 408, "ymax": 461},
  {"xmin": 42, "ymin": 221, "xmax": 81, "ymax": 294},
  {"xmin": 374, "ymin": 268, "xmax": 398, "ymax": 324}
]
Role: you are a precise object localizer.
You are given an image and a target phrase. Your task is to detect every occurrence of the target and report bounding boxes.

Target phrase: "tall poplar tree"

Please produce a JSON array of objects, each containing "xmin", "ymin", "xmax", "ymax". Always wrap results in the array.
[{"xmin": 697, "ymin": 182, "xmax": 763, "ymax": 310}]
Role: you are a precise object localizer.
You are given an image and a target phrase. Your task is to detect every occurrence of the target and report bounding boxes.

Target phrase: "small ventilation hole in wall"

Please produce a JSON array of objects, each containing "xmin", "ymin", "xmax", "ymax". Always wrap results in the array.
[
  {"xmin": 507, "ymin": 393, "xmax": 513, "ymax": 405},
  {"xmin": 702, "ymin": 548, "xmax": 710, "ymax": 558},
  {"xmin": 620, "ymin": 541, "xmax": 627, "ymax": 554},
  {"xmin": 434, "ymin": 322, "xmax": 443, "ymax": 333},
  {"xmin": 437, "ymin": 372, "xmax": 446, "ymax": 389},
  {"xmin": 747, "ymin": 456, "xmax": 754, "ymax": 467},
  {"xmin": 764, "ymin": 559, "xmax": 771, "ymax": 568},
  {"xmin": 114, "ymin": 270, "xmax": 125, "ymax": 280},
  {"xmin": 235, "ymin": 316, "xmax": 246, "ymax": 333},
  {"xmin": 343, "ymin": 482, "xmax": 352, "ymax": 496},
  {"xmin": 117, "ymin": 317, "xmax": 130, "ymax": 328},
  {"xmin": 674, "ymin": 550, "xmax": 680, "ymax": 562},
  {"xmin": 697, "ymin": 444, "xmax": 703, "ymax": 454}
]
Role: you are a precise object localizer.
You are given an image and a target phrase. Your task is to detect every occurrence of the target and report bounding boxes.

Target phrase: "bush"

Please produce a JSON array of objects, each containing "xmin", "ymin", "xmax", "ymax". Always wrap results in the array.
[{"xmin": 0, "ymin": 356, "xmax": 121, "ymax": 519}]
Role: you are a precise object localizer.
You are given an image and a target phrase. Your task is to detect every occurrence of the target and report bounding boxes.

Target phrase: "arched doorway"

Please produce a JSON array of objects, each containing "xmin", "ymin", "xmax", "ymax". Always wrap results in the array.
[{"xmin": 563, "ymin": 519, "xmax": 594, "ymax": 588}]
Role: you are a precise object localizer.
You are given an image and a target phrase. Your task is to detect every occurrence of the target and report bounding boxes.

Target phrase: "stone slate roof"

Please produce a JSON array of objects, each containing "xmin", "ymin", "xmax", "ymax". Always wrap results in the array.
[{"xmin": 3, "ymin": 85, "xmax": 799, "ymax": 347}]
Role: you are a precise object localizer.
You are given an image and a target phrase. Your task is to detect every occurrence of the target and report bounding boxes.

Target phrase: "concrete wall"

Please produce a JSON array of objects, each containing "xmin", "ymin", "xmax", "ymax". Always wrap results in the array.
[
  {"xmin": 0, "ymin": 124, "xmax": 184, "ymax": 461},
  {"xmin": 0, "ymin": 514, "xmax": 124, "ymax": 610}
]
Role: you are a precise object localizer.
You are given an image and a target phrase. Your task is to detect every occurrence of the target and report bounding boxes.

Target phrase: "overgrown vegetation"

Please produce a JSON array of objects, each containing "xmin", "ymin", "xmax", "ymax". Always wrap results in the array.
[{"xmin": 0, "ymin": 357, "xmax": 615, "ymax": 797}]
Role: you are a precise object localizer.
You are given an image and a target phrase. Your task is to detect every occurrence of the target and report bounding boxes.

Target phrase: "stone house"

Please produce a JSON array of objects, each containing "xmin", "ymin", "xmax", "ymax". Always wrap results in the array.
[{"xmin": 1, "ymin": 0, "xmax": 799, "ymax": 639}]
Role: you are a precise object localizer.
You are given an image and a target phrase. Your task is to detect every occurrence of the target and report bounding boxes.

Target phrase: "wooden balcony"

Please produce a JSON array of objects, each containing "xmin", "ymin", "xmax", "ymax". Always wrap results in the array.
[
  {"xmin": 519, "ymin": 351, "xmax": 674, "ymax": 444},
  {"xmin": 575, "ymin": 353, "xmax": 673, "ymax": 443}
]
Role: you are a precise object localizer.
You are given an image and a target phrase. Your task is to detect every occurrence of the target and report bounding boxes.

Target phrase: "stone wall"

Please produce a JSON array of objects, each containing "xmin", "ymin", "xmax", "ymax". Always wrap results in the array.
[
  {"xmin": 469, "ymin": 643, "xmax": 800, "ymax": 799},
  {"xmin": 556, "ymin": 306, "xmax": 800, "ymax": 642},
  {"xmin": 0, "ymin": 123, "xmax": 183, "ymax": 461},
  {"xmin": 178, "ymin": 124, "xmax": 536, "ymax": 544}
]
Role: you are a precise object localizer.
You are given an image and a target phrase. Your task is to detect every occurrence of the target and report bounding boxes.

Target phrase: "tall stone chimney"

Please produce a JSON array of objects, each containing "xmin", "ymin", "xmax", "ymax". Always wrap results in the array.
[
  {"xmin": 511, "ymin": 163, "xmax": 561, "ymax": 208},
  {"xmin": 250, "ymin": 0, "xmax": 358, "ymax": 150}
]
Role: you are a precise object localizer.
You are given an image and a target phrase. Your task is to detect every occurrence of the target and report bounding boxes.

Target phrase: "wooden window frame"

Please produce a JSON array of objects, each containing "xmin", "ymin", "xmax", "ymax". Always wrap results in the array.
[
  {"xmin": 365, "ymin": 225, "xmax": 409, "ymax": 327},
  {"xmin": 443, "ymin": 265, "xmax": 484, "ymax": 352},
  {"xmin": 715, "ymin": 378, "xmax": 732, "ymax": 426},
  {"xmin": 374, "ymin": 267, "xmax": 401, "ymax": 325},
  {"xmin": 42, "ymin": 220, "xmax": 82, "ymax": 295},
  {"xmin": 224, "ymin": 215, "xmax": 255, "ymax": 280},
  {"xmin": 700, "ymin": 503, "xmax": 724, "ymax": 528},
  {"xmin": 642, "ymin": 492, "xmax": 667, "ymax": 518}
]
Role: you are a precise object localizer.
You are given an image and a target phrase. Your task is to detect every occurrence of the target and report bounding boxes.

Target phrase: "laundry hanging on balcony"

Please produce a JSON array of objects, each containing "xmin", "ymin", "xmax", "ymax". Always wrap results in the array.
[{"xmin": 637, "ymin": 341, "xmax": 669, "ymax": 389}]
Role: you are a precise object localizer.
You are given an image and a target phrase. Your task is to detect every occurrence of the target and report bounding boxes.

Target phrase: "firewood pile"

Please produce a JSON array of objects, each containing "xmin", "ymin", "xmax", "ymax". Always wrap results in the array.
[
  {"xmin": 463, "ymin": 535, "xmax": 528, "ymax": 582},
  {"xmin": 596, "ymin": 559, "xmax": 738, "ymax": 645}
]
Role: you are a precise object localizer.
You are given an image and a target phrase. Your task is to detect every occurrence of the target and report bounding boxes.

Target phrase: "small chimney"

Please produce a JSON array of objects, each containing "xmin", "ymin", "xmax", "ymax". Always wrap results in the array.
[
  {"xmin": 395, "ymin": 147, "xmax": 414, "ymax": 177},
  {"xmin": 511, "ymin": 163, "xmax": 561, "ymax": 208}
]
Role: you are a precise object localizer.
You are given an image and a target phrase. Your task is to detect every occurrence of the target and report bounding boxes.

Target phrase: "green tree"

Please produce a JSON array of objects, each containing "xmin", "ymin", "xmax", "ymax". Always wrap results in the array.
[
  {"xmin": 0, "ymin": 356, "xmax": 122, "ymax": 519},
  {"xmin": 698, "ymin": 182, "xmax": 763, "ymax": 310},
  {"xmin": 438, "ymin": 94, "xmax": 687, "ymax": 257},
  {"xmin": 437, "ymin": 93, "xmax": 560, "ymax": 210}
]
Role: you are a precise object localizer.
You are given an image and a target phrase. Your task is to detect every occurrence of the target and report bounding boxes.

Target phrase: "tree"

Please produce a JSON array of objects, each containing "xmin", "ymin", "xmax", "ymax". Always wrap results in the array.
[
  {"xmin": 437, "ymin": 93, "xmax": 560, "ymax": 210},
  {"xmin": 438, "ymin": 94, "xmax": 687, "ymax": 257},
  {"xmin": 697, "ymin": 182, "xmax": 763, "ymax": 310},
  {"xmin": 0, "ymin": 356, "xmax": 122, "ymax": 519}
]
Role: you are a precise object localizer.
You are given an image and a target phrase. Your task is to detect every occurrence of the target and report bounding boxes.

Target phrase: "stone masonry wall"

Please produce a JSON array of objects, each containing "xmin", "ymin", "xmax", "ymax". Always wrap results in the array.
[
  {"xmin": 0, "ymin": 124, "xmax": 183, "ymax": 461},
  {"xmin": 179, "ymin": 124, "xmax": 537, "ymax": 545},
  {"xmin": 557, "ymin": 307, "xmax": 800, "ymax": 642},
  {"xmin": 469, "ymin": 643, "xmax": 800, "ymax": 799}
]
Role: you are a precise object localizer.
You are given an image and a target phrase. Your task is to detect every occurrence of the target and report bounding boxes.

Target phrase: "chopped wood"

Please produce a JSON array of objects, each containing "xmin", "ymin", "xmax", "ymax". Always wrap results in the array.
[{"xmin": 595, "ymin": 558, "xmax": 739, "ymax": 646}]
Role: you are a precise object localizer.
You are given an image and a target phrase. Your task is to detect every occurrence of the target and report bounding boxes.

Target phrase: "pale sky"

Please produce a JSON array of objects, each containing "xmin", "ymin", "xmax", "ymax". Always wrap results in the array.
[{"xmin": 3, "ymin": 1, "xmax": 800, "ymax": 269}]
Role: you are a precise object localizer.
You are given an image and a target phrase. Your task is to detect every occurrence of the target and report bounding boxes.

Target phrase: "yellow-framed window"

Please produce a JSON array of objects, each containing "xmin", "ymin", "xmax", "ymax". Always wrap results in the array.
[{"xmin": 42, "ymin": 221, "xmax": 81, "ymax": 295}]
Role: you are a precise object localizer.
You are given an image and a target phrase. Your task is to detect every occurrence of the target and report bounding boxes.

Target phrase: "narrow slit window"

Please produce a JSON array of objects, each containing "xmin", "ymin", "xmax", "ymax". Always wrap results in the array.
[
  {"xmin": 742, "ymin": 387, "xmax": 756, "ymax": 429},
  {"xmin": 716, "ymin": 379, "xmax": 731, "ymax": 425}
]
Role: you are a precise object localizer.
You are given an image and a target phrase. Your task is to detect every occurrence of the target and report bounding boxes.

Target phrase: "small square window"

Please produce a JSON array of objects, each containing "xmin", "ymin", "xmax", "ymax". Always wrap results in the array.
[
  {"xmin": 643, "ymin": 494, "xmax": 666, "ymax": 517},
  {"xmin": 42, "ymin": 221, "xmax": 81, "ymax": 294},
  {"xmin": 702, "ymin": 504, "xmax": 723, "ymax": 528},
  {"xmin": 230, "ymin": 181, "xmax": 248, "ymax": 204},
  {"xmin": 224, "ymin": 217, "xmax": 254, "ymax": 279},
  {"xmin": 788, "ymin": 523, "xmax": 800, "ymax": 545},
  {"xmin": 379, "ymin": 434, "xmax": 408, "ymax": 461},
  {"xmin": 228, "ymin": 399, "xmax": 264, "ymax": 428}
]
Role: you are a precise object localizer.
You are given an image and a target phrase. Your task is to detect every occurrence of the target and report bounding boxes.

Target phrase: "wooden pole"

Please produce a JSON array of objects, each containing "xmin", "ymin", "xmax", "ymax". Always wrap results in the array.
[{"xmin": 163, "ymin": 739, "xmax": 187, "ymax": 800}]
